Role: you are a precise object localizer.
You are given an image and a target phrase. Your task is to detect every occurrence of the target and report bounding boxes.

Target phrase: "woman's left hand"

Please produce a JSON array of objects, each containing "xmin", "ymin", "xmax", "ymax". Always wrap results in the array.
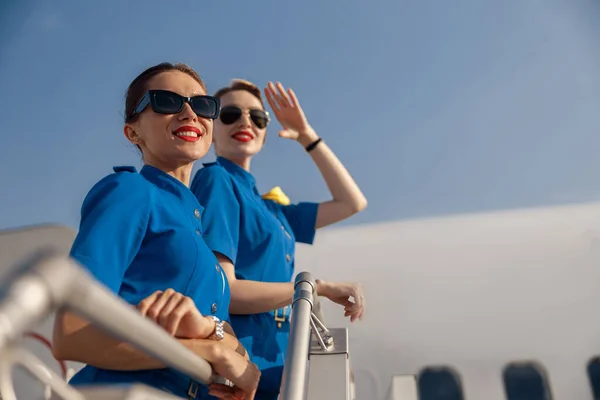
[
  {"xmin": 208, "ymin": 383, "xmax": 253, "ymax": 400},
  {"xmin": 264, "ymin": 81, "xmax": 318, "ymax": 147},
  {"xmin": 316, "ymin": 280, "xmax": 365, "ymax": 322}
]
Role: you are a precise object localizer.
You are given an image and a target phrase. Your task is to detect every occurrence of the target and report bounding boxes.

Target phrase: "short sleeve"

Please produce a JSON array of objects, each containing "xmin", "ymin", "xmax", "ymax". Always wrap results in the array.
[
  {"xmin": 280, "ymin": 202, "xmax": 319, "ymax": 245},
  {"xmin": 190, "ymin": 166, "xmax": 240, "ymax": 263},
  {"xmin": 70, "ymin": 172, "xmax": 151, "ymax": 293}
]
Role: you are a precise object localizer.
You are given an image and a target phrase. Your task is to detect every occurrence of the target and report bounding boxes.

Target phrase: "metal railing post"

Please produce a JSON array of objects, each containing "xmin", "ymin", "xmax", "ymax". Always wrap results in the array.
[{"xmin": 279, "ymin": 272, "xmax": 316, "ymax": 400}]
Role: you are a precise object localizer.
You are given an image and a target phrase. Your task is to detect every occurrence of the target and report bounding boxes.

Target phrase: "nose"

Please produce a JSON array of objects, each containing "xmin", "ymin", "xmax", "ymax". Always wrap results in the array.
[
  {"xmin": 237, "ymin": 110, "xmax": 252, "ymax": 128},
  {"xmin": 178, "ymin": 102, "xmax": 197, "ymax": 121}
]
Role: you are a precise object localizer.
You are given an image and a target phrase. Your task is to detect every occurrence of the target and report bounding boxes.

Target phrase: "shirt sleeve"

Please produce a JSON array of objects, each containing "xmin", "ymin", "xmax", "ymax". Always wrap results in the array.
[
  {"xmin": 280, "ymin": 202, "xmax": 319, "ymax": 245},
  {"xmin": 70, "ymin": 172, "xmax": 151, "ymax": 293},
  {"xmin": 190, "ymin": 167, "xmax": 240, "ymax": 264}
]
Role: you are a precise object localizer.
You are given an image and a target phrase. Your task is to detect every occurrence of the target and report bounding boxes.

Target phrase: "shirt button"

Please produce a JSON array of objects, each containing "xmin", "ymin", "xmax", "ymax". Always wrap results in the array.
[
  {"xmin": 286, "ymin": 254, "xmax": 291, "ymax": 262},
  {"xmin": 211, "ymin": 303, "xmax": 217, "ymax": 314},
  {"xmin": 196, "ymin": 230, "xmax": 201, "ymax": 236},
  {"xmin": 194, "ymin": 209, "xmax": 201, "ymax": 219}
]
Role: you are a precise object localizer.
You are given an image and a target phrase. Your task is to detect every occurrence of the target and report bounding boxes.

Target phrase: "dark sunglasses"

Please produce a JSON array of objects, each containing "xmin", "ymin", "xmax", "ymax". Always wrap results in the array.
[
  {"xmin": 132, "ymin": 90, "xmax": 220, "ymax": 120},
  {"xmin": 219, "ymin": 106, "xmax": 270, "ymax": 129}
]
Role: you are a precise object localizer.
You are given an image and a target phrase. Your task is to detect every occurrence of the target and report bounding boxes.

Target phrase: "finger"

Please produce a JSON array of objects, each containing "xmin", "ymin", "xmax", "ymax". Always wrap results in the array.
[
  {"xmin": 275, "ymin": 82, "xmax": 291, "ymax": 107},
  {"xmin": 353, "ymin": 304, "xmax": 366, "ymax": 322},
  {"xmin": 343, "ymin": 300, "xmax": 361, "ymax": 322},
  {"xmin": 287, "ymin": 88, "xmax": 300, "ymax": 109},
  {"xmin": 358, "ymin": 306, "xmax": 365, "ymax": 321},
  {"xmin": 268, "ymin": 81, "xmax": 286, "ymax": 109},
  {"xmin": 137, "ymin": 290, "xmax": 163, "ymax": 316},
  {"xmin": 158, "ymin": 292, "xmax": 184, "ymax": 333},
  {"xmin": 344, "ymin": 306, "xmax": 358, "ymax": 322},
  {"xmin": 207, "ymin": 390, "xmax": 231, "ymax": 399},
  {"xmin": 352, "ymin": 286, "xmax": 364, "ymax": 309},
  {"xmin": 146, "ymin": 289, "xmax": 175, "ymax": 320},
  {"xmin": 232, "ymin": 389, "xmax": 247, "ymax": 400},
  {"xmin": 209, "ymin": 384, "xmax": 233, "ymax": 390},
  {"xmin": 278, "ymin": 130, "xmax": 296, "ymax": 139},
  {"xmin": 344, "ymin": 299, "xmax": 360, "ymax": 314},
  {"xmin": 208, "ymin": 384, "xmax": 234, "ymax": 399},
  {"xmin": 165, "ymin": 296, "xmax": 195, "ymax": 336},
  {"xmin": 263, "ymin": 85, "xmax": 279, "ymax": 112},
  {"xmin": 207, "ymin": 390, "xmax": 233, "ymax": 398}
]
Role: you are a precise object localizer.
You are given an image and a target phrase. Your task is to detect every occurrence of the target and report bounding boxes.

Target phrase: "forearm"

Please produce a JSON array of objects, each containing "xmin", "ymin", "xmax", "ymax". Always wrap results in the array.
[
  {"xmin": 52, "ymin": 311, "xmax": 220, "ymax": 370},
  {"xmin": 229, "ymin": 279, "xmax": 295, "ymax": 315},
  {"xmin": 215, "ymin": 253, "xmax": 295, "ymax": 315},
  {"xmin": 298, "ymin": 129, "xmax": 367, "ymax": 228},
  {"xmin": 222, "ymin": 331, "xmax": 249, "ymax": 360}
]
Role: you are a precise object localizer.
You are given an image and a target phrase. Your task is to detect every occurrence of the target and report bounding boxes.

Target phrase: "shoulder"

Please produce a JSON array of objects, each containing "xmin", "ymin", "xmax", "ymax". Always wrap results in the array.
[
  {"xmin": 83, "ymin": 166, "xmax": 153, "ymax": 209},
  {"xmin": 193, "ymin": 162, "xmax": 230, "ymax": 181},
  {"xmin": 191, "ymin": 162, "xmax": 234, "ymax": 192}
]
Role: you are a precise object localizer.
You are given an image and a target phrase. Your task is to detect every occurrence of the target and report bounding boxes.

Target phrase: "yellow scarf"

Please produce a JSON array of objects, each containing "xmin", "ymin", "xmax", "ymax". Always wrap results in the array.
[{"xmin": 262, "ymin": 186, "xmax": 291, "ymax": 206}]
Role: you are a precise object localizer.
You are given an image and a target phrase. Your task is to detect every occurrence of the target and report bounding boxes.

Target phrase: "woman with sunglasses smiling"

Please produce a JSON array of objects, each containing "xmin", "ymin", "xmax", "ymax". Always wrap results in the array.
[
  {"xmin": 52, "ymin": 63, "xmax": 260, "ymax": 400},
  {"xmin": 190, "ymin": 79, "xmax": 367, "ymax": 399}
]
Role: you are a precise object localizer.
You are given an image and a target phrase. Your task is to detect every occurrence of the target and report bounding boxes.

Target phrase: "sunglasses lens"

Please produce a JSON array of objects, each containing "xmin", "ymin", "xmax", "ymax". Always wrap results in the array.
[
  {"xmin": 250, "ymin": 110, "xmax": 269, "ymax": 129},
  {"xmin": 191, "ymin": 97, "xmax": 219, "ymax": 119},
  {"xmin": 153, "ymin": 91, "xmax": 183, "ymax": 113},
  {"xmin": 220, "ymin": 107, "xmax": 242, "ymax": 125}
]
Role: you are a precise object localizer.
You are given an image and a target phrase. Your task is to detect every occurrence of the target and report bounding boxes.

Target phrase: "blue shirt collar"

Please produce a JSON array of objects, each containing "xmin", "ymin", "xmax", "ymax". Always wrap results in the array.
[
  {"xmin": 216, "ymin": 156, "xmax": 257, "ymax": 190},
  {"xmin": 140, "ymin": 165, "xmax": 203, "ymax": 209}
]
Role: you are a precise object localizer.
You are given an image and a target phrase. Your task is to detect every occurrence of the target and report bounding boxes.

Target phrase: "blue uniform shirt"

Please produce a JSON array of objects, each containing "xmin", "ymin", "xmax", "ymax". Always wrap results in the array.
[
  {"xmin": 190, "ymin": 156, "xmax": 318, "ymax": 396},
  {"xmin": 68, "ymin": 165, "xmax": 230, "ymax": 399}
]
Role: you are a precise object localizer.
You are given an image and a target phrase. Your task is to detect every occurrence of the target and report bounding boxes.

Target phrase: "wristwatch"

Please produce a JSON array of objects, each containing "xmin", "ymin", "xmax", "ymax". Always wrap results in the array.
[{"xmin": 208, "ymin": 316, "xmax": 225, "ymax": 341}]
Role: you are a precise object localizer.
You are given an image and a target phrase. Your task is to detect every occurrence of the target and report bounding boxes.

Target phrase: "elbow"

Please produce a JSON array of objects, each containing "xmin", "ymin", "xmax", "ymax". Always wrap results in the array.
[
  {"xmin": 52, "ymin": 344, "xmax": 66, "ymax": 361},
  {"xmin": 51, "ymin": 333, "xmax": 71, "ymax": 361},
  {"xmin": 355, "ymin": 196, "xmax": 368, "ymax": 213},
  {"xmin": 349, "ymin": 195, "xmax": 368, "ymax": 215},
  {"xmin": 51, "ymin": 312, "xmax": 82, "ymax": 363}
]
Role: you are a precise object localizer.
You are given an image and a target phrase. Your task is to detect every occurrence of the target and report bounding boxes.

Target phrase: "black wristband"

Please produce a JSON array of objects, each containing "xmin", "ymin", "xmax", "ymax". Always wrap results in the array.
[{"xmin": 305, "ymin": 138, "xmax": 322, "ymax": 152}]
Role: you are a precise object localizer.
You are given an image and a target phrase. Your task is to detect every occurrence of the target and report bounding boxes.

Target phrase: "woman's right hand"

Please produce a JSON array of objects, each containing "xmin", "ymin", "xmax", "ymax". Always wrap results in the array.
[
  {"xmin": 209, "ymin": 345, "xmax": 260, "ymax": 399},
  {"xmin": 316, "ymin": 279, "xmax": 365, "ymax": 322}
]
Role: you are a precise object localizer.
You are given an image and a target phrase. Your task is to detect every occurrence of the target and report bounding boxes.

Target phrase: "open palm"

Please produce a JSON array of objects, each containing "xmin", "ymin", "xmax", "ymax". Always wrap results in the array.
[{"xmin": 264, "ymin": 81, "xmax": 313, "ymax": 142}]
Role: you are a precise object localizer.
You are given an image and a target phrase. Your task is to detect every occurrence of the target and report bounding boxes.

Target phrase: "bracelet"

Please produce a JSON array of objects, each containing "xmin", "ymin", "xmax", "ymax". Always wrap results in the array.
[{"xmin": 305, "ymin": 138, "xmax": 322, "ymax": 152}]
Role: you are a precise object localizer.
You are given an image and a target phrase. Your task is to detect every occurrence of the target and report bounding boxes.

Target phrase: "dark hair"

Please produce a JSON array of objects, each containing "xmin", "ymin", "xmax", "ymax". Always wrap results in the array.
[
  {"xmin": 214, "ymin": 78, "xmax": 264, "ymax": 108},
  {"xmin": 124, "ymin": 62, "xmax": 207, "ymax": 123}
]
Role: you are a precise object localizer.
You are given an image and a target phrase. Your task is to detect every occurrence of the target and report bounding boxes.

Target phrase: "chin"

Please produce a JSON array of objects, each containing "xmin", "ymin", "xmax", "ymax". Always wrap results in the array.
[
  {"xmin": 231, "ymin": 144, "xmax": 263, "ymax": 158},
  {"xmin": 177, "ymin": 148, "xmax": 210, "ymax": 163}
]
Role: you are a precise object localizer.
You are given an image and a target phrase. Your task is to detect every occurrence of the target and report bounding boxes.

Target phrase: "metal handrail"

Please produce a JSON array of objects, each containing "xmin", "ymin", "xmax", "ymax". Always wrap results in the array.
[
  {"xmin": 279, "ymin": 272, "xmax": 316, "ymax": 400},
  {"xmin": 0, "ymin": 250, "xmax": 214, "ymax": 389},
  {"xmin": 0, "ymin": 346, "xmax": 84, "ymax": 400}
]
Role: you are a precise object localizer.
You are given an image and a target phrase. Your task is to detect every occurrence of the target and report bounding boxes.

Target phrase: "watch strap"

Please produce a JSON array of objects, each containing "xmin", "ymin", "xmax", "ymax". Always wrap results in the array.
[{"xmin": 208, "ymin": 316, "xmax": 225, "ymax": 341}]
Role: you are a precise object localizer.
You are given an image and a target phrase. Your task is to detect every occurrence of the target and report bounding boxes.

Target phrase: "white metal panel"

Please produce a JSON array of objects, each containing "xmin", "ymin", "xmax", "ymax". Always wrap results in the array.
[
  {"xmin": 306, "ymin": 354, "xmax": 349, "ymax": 400},
  {"xmin": 385, "ymin": 375, "xmax": 418, "ymax": 400}
]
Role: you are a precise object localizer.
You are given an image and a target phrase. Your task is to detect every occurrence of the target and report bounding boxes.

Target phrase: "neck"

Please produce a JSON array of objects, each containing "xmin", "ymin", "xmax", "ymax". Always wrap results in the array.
[
  {"xmin": 145, "ymin": 159, "xmax": 194, "ymax": 187},
  {"xmin": 218, "ymin": 154, "xmax": 251, "ymax": 172}
]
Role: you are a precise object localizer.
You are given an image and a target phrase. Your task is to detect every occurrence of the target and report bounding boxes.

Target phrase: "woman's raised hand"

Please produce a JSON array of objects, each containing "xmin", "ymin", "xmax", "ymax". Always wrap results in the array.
[{"xmin": 264, "ymin": 81, "xmax": 318, "ymax": 147}]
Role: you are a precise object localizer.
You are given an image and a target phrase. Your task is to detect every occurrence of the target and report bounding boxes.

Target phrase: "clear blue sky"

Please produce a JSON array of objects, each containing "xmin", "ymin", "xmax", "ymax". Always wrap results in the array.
[{"xmin": 1, "ymin": 0, "xmax": 599, "ymax": 231}]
